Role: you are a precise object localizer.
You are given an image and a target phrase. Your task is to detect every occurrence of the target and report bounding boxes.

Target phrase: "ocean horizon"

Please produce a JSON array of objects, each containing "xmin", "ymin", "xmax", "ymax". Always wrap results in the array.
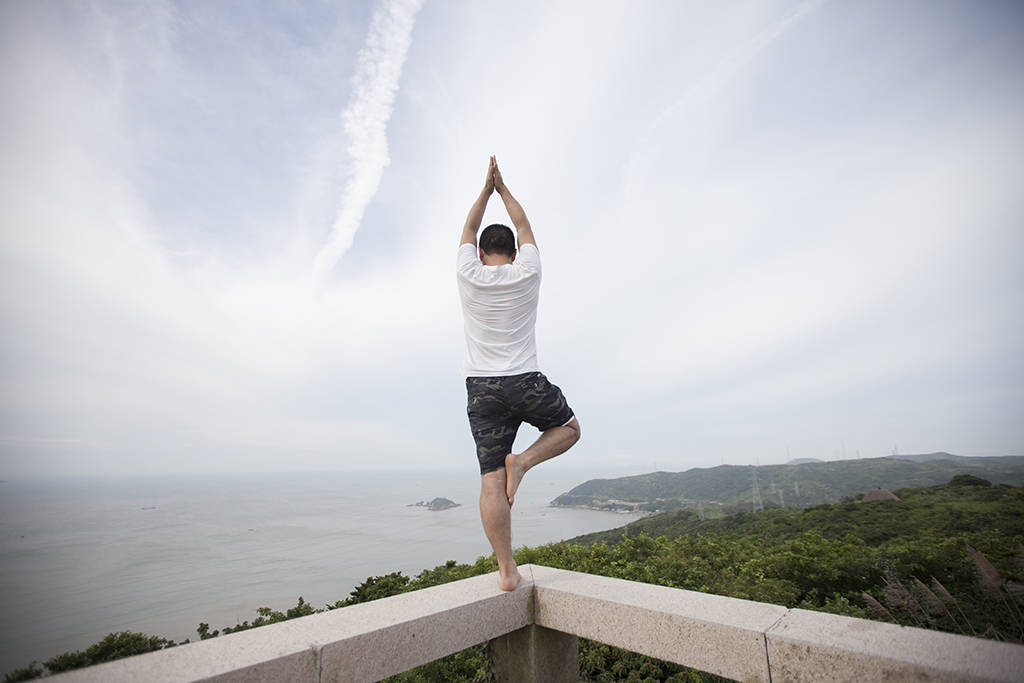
[{"xmin": 0, "ymin": 466, "xmax": 644, "ymax": 673}]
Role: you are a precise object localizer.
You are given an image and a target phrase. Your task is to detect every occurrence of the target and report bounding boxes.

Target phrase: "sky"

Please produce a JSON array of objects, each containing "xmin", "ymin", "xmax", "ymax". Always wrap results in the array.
[{"xmin": 1, "ymin": 0, "xmax": 1022, "ymax": 477}]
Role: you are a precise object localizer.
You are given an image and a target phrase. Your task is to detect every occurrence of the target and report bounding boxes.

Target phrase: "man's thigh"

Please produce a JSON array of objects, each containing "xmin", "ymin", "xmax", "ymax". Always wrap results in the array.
[
  {"xmin": 466, "ymin": 377, "xmax": 520, "ymax": 474},
  {"xmin": 506, "ymin": 372, "xmax": 575, "ymax": 432}
]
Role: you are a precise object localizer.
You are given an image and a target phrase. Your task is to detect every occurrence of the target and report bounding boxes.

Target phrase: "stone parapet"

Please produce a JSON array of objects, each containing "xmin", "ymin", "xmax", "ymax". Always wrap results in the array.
[
  {"xmin": 765, "ymin": 607, "xmax": 1024, "ymax": 682},
  {"xmin": 47, "ymin": 564, "xmax": 1024, "ymax": 683},
  {"xmin": 530, "ymin": 564, "xmax": 786, "ymax": 682},
  {"xmin": 49, "ymin": 569, "xmax": 532, "ymax": 683}
]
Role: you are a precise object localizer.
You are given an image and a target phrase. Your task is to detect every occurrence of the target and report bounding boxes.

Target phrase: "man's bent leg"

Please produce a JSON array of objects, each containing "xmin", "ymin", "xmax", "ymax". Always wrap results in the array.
[
  {"xmin": 480, "ymin": 469, "xmax": 521, "ymax": 591},
  {"xmin": 506, "ymin": 417, "xmax": 581, "ymax": 506}
]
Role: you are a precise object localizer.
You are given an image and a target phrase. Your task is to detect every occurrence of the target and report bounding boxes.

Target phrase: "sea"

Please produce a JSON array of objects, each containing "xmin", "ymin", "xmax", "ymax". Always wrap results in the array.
[{"xmin": 0, "ymin": 467, "xmax": 643, "ymax": 673}]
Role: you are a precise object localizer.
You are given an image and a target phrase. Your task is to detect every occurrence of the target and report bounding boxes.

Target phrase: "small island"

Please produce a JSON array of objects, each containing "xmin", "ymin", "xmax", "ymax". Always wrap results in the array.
[{"xmin": 408, "ymin": 497, "xmax": 460, "ymax": 511}]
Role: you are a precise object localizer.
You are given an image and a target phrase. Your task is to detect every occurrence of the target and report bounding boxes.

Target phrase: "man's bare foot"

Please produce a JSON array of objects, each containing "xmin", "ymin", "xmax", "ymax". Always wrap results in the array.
[
  {"xmin": 498, "ymin": 568, "xmax": 522, "ymax": 591},
  {"xmin": 504, "ymin": 453, "xmax": 526, "ymax": 507}
]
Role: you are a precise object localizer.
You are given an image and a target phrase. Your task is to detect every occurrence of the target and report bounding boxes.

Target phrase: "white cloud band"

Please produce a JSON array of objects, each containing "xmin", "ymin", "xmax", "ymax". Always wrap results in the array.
[{"xmin": 311, "ymin": 0, "xmax": 424, "ymax": 286}]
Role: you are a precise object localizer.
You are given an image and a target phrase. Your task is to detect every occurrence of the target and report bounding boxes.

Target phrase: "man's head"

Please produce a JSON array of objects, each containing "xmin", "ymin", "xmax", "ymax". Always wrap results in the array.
[{"xmin": 479, "ymin": 224, "xmax": 516, "ymax": 261}]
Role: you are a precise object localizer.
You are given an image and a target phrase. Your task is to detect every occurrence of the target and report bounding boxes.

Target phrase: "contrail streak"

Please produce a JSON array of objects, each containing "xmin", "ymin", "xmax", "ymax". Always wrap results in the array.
[
  {"xmin": 627, "ymin": 0, "xmax": 827, "ymax": 177},
  {"xmin": 312, "ymin": 0, "xmax": 424, "ymax": 286}
]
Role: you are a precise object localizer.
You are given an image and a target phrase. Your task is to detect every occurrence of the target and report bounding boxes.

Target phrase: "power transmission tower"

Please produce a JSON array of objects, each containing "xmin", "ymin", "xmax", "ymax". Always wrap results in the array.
[
  {"xmin": 751, "ymin": 467, "xmax": 764, "ymax": 513},
  {"xmin": 794, "ymin": 480, "xmax": 800, "ymax": 499},
  {"xmin": 778, "ymin": 487, "xmax": 785, "ymax": 508},
  {"xmin": 697, "ymin": 501, "xmax": 705, "ymax": 521}
]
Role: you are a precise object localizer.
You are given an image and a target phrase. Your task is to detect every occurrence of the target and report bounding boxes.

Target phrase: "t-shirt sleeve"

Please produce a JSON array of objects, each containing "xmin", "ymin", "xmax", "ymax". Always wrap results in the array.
[
  {"xmin": 516, "ymin": 243, "xmax": 541, "ymax": 276},
  {"xmin": 456, "ymin": 242, "xmax": 480, "ymax": 275}
]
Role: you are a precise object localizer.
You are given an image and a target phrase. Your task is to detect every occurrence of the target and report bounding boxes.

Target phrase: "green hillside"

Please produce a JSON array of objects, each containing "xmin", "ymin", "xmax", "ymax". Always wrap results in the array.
[
  {"xmin": 570, "ymin": 473, "xmax": 1024, "ymax": 546},
  {"xmin": 551, "ymin": 453, "xmax": 1024, "ymax": 513}
]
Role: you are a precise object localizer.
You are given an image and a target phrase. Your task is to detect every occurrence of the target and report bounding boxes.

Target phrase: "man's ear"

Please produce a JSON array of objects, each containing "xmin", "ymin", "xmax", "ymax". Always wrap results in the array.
[
  {"xmin": 478, "ymin": 247, "xmax": 485, "ymax": 261},
  {"xmin": 511, "ymin": 250, "xmax": 517, "ymax": 263}
]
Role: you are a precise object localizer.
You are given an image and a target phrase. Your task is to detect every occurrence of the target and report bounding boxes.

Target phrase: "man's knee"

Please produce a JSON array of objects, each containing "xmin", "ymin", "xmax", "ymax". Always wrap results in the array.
[
  {"xmin": 566, "ymin": 417, "xmax": 581, "ymax": 444},
  {"xmin": 481, "ymin": 468, "xmax": 506, "ymax": 491}
]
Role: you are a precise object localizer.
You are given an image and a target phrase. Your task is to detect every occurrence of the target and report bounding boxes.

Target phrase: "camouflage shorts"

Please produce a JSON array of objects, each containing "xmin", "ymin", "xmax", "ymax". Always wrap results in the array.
[{"xmin": 466, "ymin": 371, "xmax": 575, "ymax": 475}]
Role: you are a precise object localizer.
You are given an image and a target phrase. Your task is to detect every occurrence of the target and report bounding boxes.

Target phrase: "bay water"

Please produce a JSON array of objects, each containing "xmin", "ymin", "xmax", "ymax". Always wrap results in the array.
[{"xmin": 0, "ymin": 468, "xmax": 641, "ymax": 673}]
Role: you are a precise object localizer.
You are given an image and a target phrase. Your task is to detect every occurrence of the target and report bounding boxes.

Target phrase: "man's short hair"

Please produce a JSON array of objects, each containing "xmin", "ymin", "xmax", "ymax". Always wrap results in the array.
[{"xmin": 479, "ymin": 224, "xmax": 516, "ymax": 257}]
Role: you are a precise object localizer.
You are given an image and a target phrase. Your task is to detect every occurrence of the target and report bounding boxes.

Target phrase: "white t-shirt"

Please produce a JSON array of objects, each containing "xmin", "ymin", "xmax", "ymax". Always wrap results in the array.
[{"xmin": 456, "ymin": 242, "xmax": 542, "ymax": 377}]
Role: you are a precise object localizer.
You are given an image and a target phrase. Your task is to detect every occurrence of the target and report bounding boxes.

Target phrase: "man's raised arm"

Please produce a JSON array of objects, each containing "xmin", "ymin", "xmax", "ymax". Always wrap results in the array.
[
  {"xmin": 460, "ymin": 156, "xmax": 496, "ymax": 246},
  {"xmin": 493, "ymin": 159, "xmax": 536, "ymax": 248}
]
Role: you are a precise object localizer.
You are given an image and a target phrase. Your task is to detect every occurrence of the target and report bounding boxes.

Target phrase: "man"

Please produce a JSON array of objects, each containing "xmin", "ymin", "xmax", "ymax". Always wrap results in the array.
[{"xmin": 456, "ymin": 156, "xmax": 581, "ymax": 591}]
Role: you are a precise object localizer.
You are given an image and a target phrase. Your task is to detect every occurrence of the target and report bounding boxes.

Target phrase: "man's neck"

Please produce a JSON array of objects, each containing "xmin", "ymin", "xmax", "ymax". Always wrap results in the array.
[{"xmin": 480, "ymin": 252, "xmax": 514, "ymax": 266}]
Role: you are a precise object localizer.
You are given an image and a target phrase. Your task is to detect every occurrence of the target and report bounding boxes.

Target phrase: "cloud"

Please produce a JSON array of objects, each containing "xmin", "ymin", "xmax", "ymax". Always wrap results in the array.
[
  {"xmin": 311, "ymin": 0, "xmax": 424, "ymax": 287},
  {"xmin": 0, "ymin": 1, "xmax": 447, "ymax": 476}
]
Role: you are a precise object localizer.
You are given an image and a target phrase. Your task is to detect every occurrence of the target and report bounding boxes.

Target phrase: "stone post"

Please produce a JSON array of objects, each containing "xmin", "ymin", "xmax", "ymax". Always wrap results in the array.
[{"xmin": 490, "ymin": 625, "xmax": 579, "ymax": 683}]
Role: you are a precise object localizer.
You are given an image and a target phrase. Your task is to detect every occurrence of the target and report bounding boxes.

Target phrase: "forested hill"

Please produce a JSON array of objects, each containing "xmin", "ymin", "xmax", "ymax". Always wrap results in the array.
[
  {"xmin": 568, "ymin": 474, "xmax": 1024, "ymax": 546},
  {"xmin": 551, "ymin": 453, "xmax": 1024, "ymax": 513}
]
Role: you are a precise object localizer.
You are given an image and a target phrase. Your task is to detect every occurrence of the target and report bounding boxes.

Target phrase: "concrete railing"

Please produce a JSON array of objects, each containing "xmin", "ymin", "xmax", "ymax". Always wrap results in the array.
[{"xmin": 51, "ymin": 564, "xmax": 1024, "ymax": 682}]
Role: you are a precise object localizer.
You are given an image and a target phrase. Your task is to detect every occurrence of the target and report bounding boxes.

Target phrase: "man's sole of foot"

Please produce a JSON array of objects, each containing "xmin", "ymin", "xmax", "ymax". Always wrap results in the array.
[{"xmin": 505, "ymin": 453, "xmax": 525, "ymax": 507}]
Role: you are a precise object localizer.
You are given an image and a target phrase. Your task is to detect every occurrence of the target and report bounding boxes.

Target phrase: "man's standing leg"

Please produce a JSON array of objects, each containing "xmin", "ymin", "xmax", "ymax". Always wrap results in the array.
[
  {"xmin": 505, "ymin": 417, "xmax": 581, "ymax": 506},
  {"xmin": 466, "ymin": 377, "xmax": 525, "ymax": 591},
  {"xmin": 480, "ymin": 468, "xmax": 521, "ymax": 591}
]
